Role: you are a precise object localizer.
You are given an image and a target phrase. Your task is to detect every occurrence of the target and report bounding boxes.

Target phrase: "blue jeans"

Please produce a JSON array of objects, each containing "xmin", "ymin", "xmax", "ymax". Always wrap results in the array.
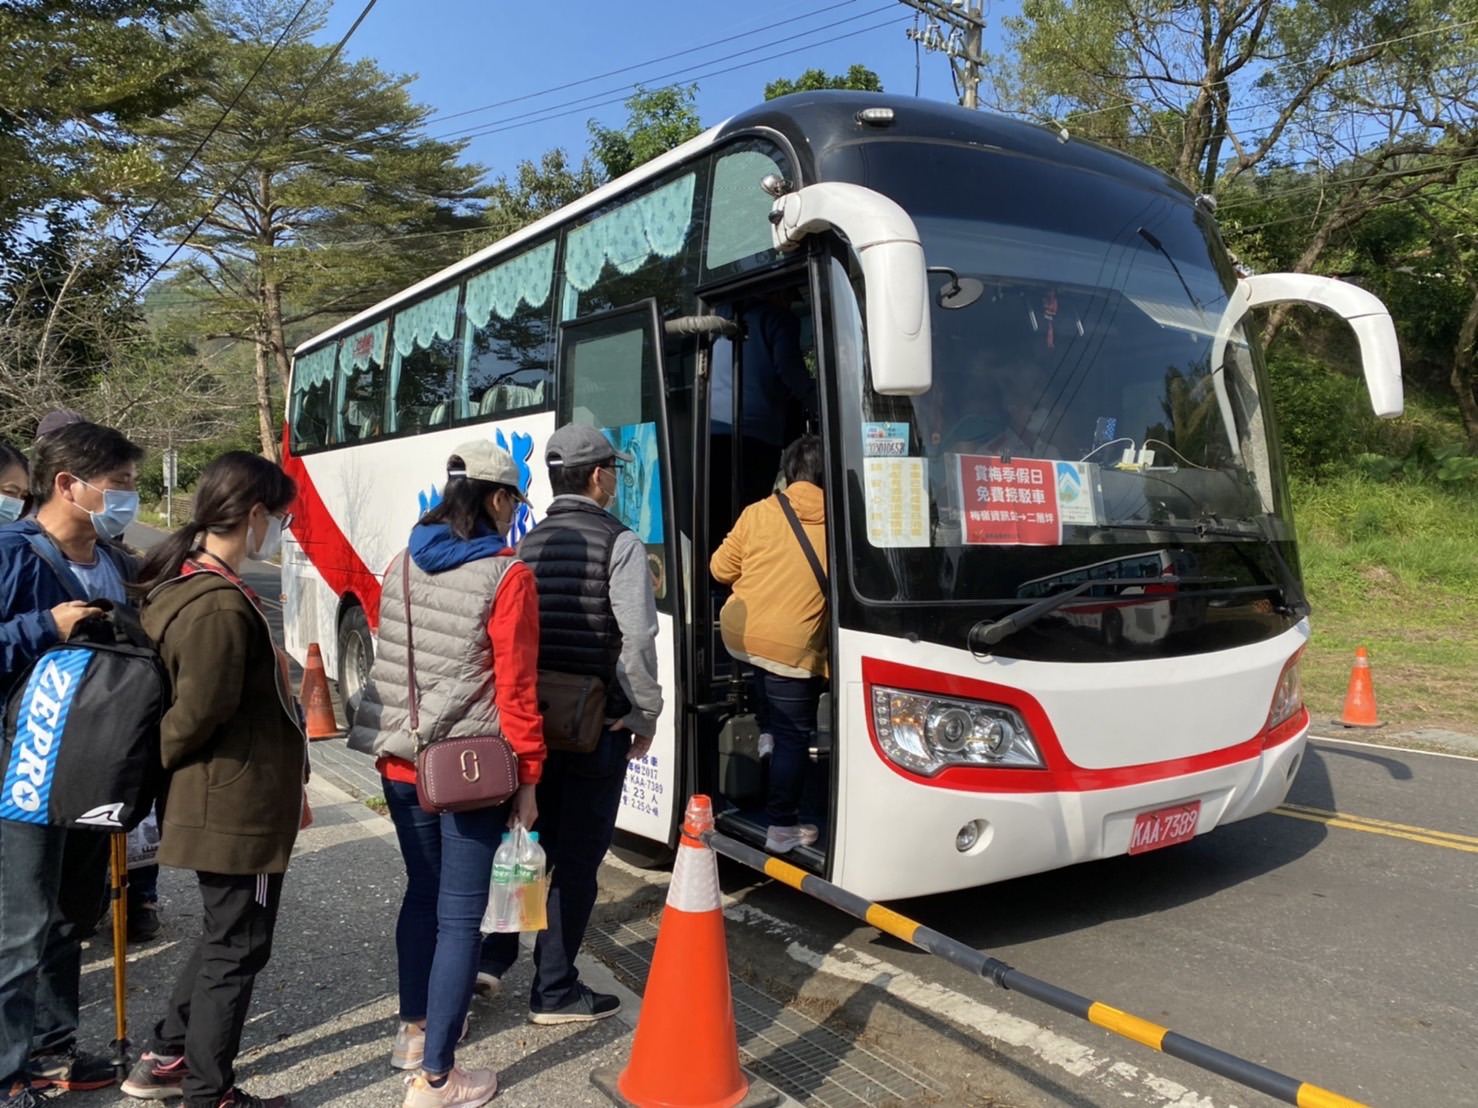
[
  {"xmin": 0, "ymin": 820, "xmax": 109, "ymax": 1090},
  {"xmin": 383, "ymin": 778, "xmax": 509, "ymax": 1075},
  {"xmin": 760, "ymin": 672, "xmax": 824, "ymax": 827},
  {"xmin": 480, "ymin": 730, "xmax": 631, "ymax": 1012}
]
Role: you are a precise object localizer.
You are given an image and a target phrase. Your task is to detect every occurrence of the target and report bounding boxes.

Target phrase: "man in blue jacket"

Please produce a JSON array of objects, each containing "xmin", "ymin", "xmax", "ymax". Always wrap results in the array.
[{"xmin": 0, "ymin": 422, "xmax": 143, "ymax": 1107}]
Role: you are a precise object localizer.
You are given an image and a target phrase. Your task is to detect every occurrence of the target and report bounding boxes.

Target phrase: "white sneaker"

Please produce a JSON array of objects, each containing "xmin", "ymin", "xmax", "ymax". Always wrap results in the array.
[
  {"xmin": 402, "ymin": 1066, "xmax": 497, "ymax": 1108},
  {"xmin": 474, "ymin": 971, "xmax": 501, "ymax": 999},
  {"xmin": 389, "ymin": 1014, "xmax": 470, "ymax": 1071},
  {"xmin": 765, "ymin": 823, "xmax": 818, "ymax": 854},
  {"xmin": 756, "ymin": 733, "xmax": 775, "ymax": 759}
]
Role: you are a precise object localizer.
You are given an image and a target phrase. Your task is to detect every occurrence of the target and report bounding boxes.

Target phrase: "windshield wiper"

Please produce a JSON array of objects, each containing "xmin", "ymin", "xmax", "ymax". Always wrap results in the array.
[
  {"xmin": 1093, "ymin": 518, "xmax": 1310, "ymax": 619},
  {"xmin": 968, "ymin": 574, "xmax": 1234, "ymax": 651}
]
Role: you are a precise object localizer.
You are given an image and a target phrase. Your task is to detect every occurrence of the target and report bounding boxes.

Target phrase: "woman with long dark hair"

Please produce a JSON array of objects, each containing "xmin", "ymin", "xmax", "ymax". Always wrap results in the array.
[
  {"xmin": 348, "ymin": 441, "xmax": 543, "ymax": 1108},
  {"xmin": 122, "ymin": 451, "xmax": 304, "ymax": 1108}
]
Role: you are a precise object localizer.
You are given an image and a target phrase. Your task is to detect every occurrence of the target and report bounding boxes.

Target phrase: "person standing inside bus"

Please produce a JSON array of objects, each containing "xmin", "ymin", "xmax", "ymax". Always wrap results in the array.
[
  {"xmin": 478, "ymin": 423, "xmax": 663, "ymax": 1024},
  {"xmin": 711, "ymin": 434, "xmax": 829, "ymax": 854},
  {"xmin": 0, "ymin": 422, "xmax": 144, "ymax": 1107},
  {"xmin": 125, "ymin": 452, "xmax": 305, "ymax": 1108},
  {"xmin": 347, "ymin": 441, "xmax": 542, "ymax": 1108}
]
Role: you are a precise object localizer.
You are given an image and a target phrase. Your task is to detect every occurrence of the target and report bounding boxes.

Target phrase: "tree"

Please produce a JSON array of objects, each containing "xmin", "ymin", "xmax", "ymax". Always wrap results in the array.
[
  {"xmin": 765, "ymin": 64, "xmax": 883, "ymax": 100},
  {"xmin": 484, "ymin": 148, "xmax": 602, "ymax": 239},
  {"xmin": 0, "ymin": 215, "xmax": 146, "ymax": 442},
  {"xmin": 588, "ymin": 84, "xmax": 702, "ymax": 182},
  {"xmin": 0, "ymin": 0, "xmax": 201, "ymax": 256},
  {"xmin": 135, "ymin": 0, "xmax": 487, "ymax": 456}
]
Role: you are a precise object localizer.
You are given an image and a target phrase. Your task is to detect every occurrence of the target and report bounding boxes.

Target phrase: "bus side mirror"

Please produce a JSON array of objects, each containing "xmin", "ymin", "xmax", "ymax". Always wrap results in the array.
[
  {"xmin": 769, "ymin": 182, "xmax": 932, "ymax": 396},
  {"xmin": 1235, "ymin": 273, "xmax": 1404, "ymax": 418}
]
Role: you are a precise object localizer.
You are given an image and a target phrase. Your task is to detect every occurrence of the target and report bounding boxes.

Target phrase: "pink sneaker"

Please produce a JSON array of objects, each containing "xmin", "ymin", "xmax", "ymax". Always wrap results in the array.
[{"xmin": 402, "ymin": 1067, "xmax": 497, "ymax": 1108}]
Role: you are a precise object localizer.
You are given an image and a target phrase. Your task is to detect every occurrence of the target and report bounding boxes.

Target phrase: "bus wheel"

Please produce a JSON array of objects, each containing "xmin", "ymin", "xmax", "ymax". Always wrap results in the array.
[
  {"xmin": 337, "ymin": 605, "xmax": 373, "ymax": 711},
  {"xmin": 1101, "ymin": 608, "xmax": 1124, "ymax": 649},
  {"xmin": 610, "ymin": 829, "xmax": 674, "ymax": 871}
]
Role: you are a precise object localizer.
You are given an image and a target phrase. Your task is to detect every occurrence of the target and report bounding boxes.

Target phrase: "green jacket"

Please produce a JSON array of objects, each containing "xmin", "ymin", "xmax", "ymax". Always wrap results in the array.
[{"xmin": 142, "ymin": 571, "xmax": 307, "ymax": 875}]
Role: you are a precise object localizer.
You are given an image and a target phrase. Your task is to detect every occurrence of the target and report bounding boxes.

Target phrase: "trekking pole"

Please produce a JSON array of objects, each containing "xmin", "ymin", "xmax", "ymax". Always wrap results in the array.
[{"xmin": 108, "ymin": 832, "xmax": 132, "ymax": 1079}]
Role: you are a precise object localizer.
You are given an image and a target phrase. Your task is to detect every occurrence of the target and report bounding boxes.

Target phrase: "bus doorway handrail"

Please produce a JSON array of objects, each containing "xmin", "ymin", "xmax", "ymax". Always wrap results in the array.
[{"xmin": 702, "ymin": 827, "xmax": 1370, "ymax": 1108}]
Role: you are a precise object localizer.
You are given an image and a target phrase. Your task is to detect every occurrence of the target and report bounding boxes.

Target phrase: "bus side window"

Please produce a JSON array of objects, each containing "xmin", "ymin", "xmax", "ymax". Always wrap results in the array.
[
  {"xmin": 704, "ymin": 143, "xmax": 791, "ymax": 280},
  {"xmin": 290, "ymin": 344, "xmax": 336, "ymax": 452},
  {"xmin": 389, "ymin": 286, "xmax": 459, "ymax": 435},
  {"xmin": 335, "ymin": 320, "xmax": 388, "ymax": 444},
  {"xmin": 460, "ymin": 240, "xmax": 556, "ymax": 421}
]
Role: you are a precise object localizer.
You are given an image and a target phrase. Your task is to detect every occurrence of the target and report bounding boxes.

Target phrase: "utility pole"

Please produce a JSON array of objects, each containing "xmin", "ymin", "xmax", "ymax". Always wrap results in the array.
[{"xmin": 899, "ymin": 0, "xmax": 988, "ymax": 109}]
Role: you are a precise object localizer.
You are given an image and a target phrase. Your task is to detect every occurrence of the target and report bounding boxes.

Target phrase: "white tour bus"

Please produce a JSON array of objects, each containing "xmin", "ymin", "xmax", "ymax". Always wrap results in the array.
[{"xmin": 280, "ymin": 93, "xmax": 1402, "ymax": 900}]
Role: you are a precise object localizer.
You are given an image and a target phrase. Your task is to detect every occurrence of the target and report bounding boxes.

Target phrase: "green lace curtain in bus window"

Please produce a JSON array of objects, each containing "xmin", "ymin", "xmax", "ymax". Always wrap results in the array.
[
  {"xmin": 392, "ymin": 286, "xmax": 460, "ymax": 357},
  {"xmin": 464, "ymin": 241, "xmax": 556, "ymax": 328},
  {"xmin": 563, "ymin": 174, "xmax": 697, "ymax": 295},
  {"xmin": 706, "ymin": 151, "xmax": 783, "ymax": 270},
  {"xmin": 293, "ymin": 345, "xmax": 337, "ymax": 393},
  {"xmin": 345, "ymin": 319, "xmax": 388, "ymax": 370}
]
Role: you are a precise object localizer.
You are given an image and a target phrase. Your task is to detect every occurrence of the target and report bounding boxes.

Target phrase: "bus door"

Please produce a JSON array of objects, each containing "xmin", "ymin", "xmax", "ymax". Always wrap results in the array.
[
  {"xmin": 553, "ymin": 299, "xmax": 685, "ymax": 858},
  {"xmin": 693, "ymin": 276, "xmax": 829, "ymax": 868}
]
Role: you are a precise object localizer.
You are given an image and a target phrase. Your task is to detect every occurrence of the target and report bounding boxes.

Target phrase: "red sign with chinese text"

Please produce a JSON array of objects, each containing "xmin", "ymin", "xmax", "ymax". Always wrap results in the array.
[{"xmin": 956, "ymin": 455, "xmax": 1062, "ymax": 545}]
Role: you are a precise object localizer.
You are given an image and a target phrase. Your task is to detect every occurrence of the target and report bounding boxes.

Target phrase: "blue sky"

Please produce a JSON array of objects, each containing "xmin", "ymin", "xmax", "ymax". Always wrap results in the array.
[{"xmin": 316, "ymin": 0, "xmax": 1001, "ymax": 183}]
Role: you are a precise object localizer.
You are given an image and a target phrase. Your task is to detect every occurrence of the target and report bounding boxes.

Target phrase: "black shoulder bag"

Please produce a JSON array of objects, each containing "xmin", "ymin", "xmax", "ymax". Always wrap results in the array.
[{"xmin": 776, "ymin": 492, "xmax": 828, "ymax": 597}]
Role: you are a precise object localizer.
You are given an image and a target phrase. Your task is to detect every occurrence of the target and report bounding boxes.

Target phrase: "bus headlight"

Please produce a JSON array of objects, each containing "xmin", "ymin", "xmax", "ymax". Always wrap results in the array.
[{"xmin": 872, "ymin": 687, "xmax": 1045, "ymax": 775}]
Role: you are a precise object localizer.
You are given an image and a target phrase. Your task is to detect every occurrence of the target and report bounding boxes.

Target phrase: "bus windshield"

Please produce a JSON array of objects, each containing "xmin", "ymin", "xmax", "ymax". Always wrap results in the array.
[{"xmin": 827, "ymin": 140, "xmax": 1295, "ymax": 612}]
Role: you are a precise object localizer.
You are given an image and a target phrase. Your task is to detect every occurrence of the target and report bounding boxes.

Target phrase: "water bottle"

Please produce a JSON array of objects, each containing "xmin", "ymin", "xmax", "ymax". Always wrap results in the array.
[
  {"xmin": 516, "ymin": 830, "xmax": 548, "ymax": 932},
  {"xmin": 486, "ymin": 832, "xmax": 518, "ymax": 933}
]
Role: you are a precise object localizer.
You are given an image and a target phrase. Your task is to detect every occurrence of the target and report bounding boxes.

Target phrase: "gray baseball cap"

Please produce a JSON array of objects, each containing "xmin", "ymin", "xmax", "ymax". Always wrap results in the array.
[
  {"xmin": 545, "ymin": 423, "xmax": 633, "ymax": 468},
  {"xmin": 35, "ymin": 409, "xmax": 86, "ymax": 440}
]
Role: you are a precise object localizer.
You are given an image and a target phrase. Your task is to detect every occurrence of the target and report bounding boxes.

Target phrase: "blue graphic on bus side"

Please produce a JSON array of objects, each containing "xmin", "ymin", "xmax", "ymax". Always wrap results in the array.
[{"xmin": 1, "ymin": 649, "xmax": 92, "ymax": 824}]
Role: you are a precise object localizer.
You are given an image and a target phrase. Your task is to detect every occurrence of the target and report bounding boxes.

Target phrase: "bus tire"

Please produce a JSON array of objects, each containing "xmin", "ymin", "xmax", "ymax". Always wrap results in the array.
[
  {"xmin": 1101, "ymin": 608, "xmax": 1124, "ymax": 649},
  {"xmin": 337, "ymin": 604, "xmax": 373, "ymax": 712},
  {"xmin": 610, "ymin": 829, "xmax": 674, "ymax": 871}
]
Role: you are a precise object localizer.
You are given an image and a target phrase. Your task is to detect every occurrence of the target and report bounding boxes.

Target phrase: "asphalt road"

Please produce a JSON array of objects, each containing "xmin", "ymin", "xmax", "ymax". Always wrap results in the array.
[{"xmin": 147, "ymin": 527, "xmax": 1475, "ymax": 1107}]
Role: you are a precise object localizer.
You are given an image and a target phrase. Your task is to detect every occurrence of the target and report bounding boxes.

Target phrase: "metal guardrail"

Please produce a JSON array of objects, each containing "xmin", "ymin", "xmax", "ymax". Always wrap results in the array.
[{"xmin": 704, "ymin": 829, "xmax": 1370, "ymax": 1108}]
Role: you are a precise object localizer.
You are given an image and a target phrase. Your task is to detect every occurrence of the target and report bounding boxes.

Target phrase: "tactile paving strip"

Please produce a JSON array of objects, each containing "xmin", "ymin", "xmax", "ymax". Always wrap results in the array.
[{"xmin": 587, "ymin": 917, "xmax": 944, "ymax": 1107}]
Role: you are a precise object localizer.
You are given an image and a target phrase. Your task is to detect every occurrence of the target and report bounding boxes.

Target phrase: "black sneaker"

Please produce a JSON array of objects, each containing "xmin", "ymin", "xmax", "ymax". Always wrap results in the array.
[
  {"xmin": 27, "ymin": 1046, "xmax": 116, "ymax": 1091},
  {"xmin": 120, "ymin": 1051, "xmax": 187, "ymax": 1099},
  {"xmin": 528, "ymin": 984, "xmax": 621, "ymax": 1025},
  {"xmin": 128, "ymin": 900, "xmax": 162, "ymax": 943},
  {"xmin": 217, "ymin": 1088, "xmax": 290, "ymax": 1108}
]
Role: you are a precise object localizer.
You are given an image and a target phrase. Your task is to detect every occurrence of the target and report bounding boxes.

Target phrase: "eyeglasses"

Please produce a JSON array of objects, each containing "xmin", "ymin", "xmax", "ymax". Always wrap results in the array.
[{"xmin": 276, "ymin": 512, "xmax": 295, "ymax": 529}]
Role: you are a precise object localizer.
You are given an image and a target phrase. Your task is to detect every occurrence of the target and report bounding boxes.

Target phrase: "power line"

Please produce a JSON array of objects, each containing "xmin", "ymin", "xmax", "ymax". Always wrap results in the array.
[
  {"xmin": 429, "ymin": 5, "xmax": 899, "ymax": 143},
  {"xmin": 138, "ymin": 0, "xmax": 381, "ymax": 293},
  {"xmin": 442, "ymin": 14, "xmax": 910, "ymax": 146},
  {"xmin": 430, "ymin": 0, "xmax": 865, "ymax": 127},
  {"xmin": 124, "ymin": 0, "xmax": 319, "ymax": 245}
]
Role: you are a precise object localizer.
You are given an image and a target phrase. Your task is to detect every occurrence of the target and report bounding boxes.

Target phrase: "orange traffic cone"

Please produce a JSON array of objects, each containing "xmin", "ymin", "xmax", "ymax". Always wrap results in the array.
[
  {"xmin": 300, "ymin": 643, "xmax": 339, "ymax": 740},
  {"xmin": 592, "ymin": 796, "xmax": 777, "ymax": 1108},
  {"xmin": 1334, "ymin": 646, "xmax": 1384, "ymax": 728}
]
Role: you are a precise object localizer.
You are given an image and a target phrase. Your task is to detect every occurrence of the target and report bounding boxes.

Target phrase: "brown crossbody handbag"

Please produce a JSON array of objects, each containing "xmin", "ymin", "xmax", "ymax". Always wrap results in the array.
[{"xmin": 399, "ymin": 554, "xmax": 520, "ymax": 814}]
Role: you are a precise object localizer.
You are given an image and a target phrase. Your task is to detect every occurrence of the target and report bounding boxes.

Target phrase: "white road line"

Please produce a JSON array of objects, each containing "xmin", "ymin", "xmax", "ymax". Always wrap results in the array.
[
  {"xmin": 603, "ymin": 853, "xmax": 1227, "ymax": 1106},
  {"xmin": 1309, "ymin": 733, "xmax": 1478, "ymax": 761}
]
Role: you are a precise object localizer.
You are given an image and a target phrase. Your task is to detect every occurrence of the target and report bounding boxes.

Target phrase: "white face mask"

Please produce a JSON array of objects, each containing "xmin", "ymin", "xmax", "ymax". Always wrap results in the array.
[
  {"xmin": 0, "ymin": 494, "xmax": 23, "ymax": 524},
  {"xmin": 248, "ymin": 515, "xmax": 284, "ymax": 562}
]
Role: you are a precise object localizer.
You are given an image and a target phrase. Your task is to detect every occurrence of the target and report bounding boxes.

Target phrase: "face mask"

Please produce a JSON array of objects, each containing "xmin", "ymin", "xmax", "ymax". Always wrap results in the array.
[
  {"xmin": 0, "ymin": 495, "xmax": 23, "ymax": 524},
  {"xmin": 596, "ymin": 468, "xmax": 618, "ymax": 510},
  {"xmin": 71, "ymin": 479, "xmax": 139, "ymax": 540},
  {"xmin": 248, "ymin": 515, "xmax": 284, "ymax": 562}
]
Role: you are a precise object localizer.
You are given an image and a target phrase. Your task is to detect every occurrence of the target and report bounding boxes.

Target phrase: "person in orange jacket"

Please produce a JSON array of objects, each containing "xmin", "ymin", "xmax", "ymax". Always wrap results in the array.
[{"xmin": 710, "ymin": 434, "xmax": 828, "ymax": 855}]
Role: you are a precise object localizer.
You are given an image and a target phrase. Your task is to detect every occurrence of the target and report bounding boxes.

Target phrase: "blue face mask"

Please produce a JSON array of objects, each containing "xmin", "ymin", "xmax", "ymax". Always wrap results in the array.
[
  {"xmin": 71, "ymin": 479, "xmax": 139, "ymax": 540},
  {"xmin": 0, "ymin": 494, "xmax": 23, "ymax": 524}
]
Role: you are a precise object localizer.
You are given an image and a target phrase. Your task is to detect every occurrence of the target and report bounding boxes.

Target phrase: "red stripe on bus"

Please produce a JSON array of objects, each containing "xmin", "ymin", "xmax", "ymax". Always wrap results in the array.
[
  {"xmin": 281, "ymin": 439, "xmax": 383, "ymax": 629},
  {"xmin": 861, "ymin": 656, "xmax": 1307, "ymax": 794}
]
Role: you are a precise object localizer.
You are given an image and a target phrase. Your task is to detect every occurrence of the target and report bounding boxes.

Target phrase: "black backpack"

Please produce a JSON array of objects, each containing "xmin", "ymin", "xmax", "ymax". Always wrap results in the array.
[{"xmin": 0, "ymin": 534, "xmax": 167, "ymax": 831}]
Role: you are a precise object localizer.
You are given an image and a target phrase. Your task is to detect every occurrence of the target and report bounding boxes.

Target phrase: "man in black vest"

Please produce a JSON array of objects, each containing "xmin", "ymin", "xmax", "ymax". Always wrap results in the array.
[{"xmin": 479, "ymin": 423, "xmax": 663, "ymax": 1023}]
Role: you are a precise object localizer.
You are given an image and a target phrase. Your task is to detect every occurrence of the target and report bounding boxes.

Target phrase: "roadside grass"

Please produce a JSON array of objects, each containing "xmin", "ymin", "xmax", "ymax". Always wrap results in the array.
[{"xmin": 1292, "ymin": 473, "xmax": 1478, "ymax": 733}]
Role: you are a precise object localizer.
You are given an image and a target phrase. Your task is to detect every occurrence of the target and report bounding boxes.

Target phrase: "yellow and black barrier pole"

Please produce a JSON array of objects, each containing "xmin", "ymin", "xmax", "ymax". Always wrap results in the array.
[{"xmin": 705, "ymin": 829, "xmax": 1368, "ymax": 1108}]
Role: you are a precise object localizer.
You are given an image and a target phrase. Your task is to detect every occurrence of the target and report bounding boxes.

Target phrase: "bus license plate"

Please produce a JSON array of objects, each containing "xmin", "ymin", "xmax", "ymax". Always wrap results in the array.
[{"xmin": 1128, "ymin": 801, "xmax": 1201, "ymax": 855}]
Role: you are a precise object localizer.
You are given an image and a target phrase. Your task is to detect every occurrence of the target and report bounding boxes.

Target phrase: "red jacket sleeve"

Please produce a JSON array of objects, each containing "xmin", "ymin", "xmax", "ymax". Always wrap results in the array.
[{"xmin": 488, "ymin": 559, "xmax": 545, "ymax": 785}]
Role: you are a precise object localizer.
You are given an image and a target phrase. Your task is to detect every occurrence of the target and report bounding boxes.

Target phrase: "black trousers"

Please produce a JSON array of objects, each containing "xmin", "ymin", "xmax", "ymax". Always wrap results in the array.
[{"xmin": 153, "ymin": 872, "xmax": 283, "ymax": 1107}]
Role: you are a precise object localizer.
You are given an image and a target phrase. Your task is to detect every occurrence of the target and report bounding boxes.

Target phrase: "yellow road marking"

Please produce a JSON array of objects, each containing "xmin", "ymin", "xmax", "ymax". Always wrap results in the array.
[{"xmin": 1275, "ymin": 804, "xmax": 1478, "ymax": 854}]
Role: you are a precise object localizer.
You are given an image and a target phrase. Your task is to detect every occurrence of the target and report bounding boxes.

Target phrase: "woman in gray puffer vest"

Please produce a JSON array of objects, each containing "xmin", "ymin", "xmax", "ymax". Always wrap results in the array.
[{"xmin": 347, "ymin": 441, "xmax": 543, "ymax": 1108}]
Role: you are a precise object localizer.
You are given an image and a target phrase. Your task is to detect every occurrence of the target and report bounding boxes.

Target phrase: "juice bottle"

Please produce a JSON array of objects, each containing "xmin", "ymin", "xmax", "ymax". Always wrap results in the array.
[{"xmin": 516, "ymin": 830, "xmax": 548, "ymax": 931}]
